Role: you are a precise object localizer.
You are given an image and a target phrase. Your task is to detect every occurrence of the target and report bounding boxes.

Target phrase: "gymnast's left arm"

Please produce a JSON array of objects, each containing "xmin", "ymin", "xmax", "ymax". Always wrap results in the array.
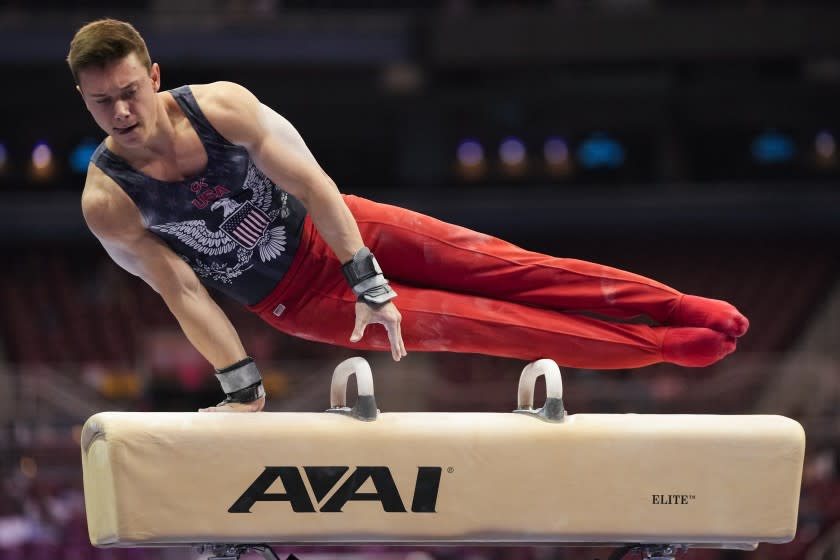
[{"xmin": 198, "ymin": 81, "xmax": 407, "ymax": 361}]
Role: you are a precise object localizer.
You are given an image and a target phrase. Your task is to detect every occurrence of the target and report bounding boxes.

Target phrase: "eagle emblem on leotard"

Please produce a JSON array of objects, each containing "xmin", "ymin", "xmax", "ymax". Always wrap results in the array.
[{"xmin": 151, "ymin": 163, "xmax": 290, "ymax": 283}]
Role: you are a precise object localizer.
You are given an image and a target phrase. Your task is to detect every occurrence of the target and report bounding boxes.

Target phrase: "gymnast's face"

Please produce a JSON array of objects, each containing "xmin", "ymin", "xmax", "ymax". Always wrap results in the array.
[{"xmin": 76, "ymin": 52, "xmax": 161, "ymax": 149}]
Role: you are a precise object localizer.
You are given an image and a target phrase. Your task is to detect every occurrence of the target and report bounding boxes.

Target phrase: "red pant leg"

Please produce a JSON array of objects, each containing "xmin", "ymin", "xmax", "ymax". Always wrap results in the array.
[
  {"xmin": 257, "ymin": 278, "xmax": 665, "ymax": 369},
  {"xmin": 342, "ymin": 195, "xmax": 682, "ymax": 322},
  {"xmin": 249, "ymin": 210, "xmax": 666, "ymax": 369}
]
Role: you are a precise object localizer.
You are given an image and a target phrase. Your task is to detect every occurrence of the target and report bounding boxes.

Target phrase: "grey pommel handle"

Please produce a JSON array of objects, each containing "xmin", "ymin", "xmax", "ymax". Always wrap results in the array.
[
  {"xmin": 514, "ymin": 359, "xmax": 566, "ymax": 422},
  {"xmin": 327, "ymin": 357, "xmax": 379, "ymax": 421}
]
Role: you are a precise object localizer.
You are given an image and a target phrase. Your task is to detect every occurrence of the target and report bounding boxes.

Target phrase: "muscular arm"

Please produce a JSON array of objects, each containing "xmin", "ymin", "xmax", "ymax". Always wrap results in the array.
[
  {"xmin": 197, "ymin": 82, "xmax": 406, "ymax": 360},
  {"xmin": 197, "ymin": 82, "xmax": 363, "ymax": 263},
  {"xmin": 81, "ymin": 166, "xmax": 247, "ymax": 369}
]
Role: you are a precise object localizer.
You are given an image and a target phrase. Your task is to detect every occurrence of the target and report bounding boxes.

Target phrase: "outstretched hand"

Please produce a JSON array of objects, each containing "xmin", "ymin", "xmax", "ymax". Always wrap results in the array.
[
  {"xmin": 199, "ymin": 395, "xmax": 265, "ymax": 413},
  {"xmin": 350, "ymin": 301, "xmax": 407, "ymax": 361}
]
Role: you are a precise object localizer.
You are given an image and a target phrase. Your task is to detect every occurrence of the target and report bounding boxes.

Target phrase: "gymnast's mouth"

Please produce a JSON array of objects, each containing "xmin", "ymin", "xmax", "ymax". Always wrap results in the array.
[{"xmin": 115, "ymin": 123, "xmax": 139, "ymax": 135}]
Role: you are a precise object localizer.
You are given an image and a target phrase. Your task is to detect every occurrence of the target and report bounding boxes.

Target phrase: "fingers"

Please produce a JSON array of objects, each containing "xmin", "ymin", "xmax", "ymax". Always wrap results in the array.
[
  {"xmin": 350, "ymin": 315, "xmax": 367, "ymax": 343},
  {"xmin": 384, "ymin": 311, "xmax": 407, "ymax": 362},
  {"xmin": 398, "ymin": 321, "xmax": 407, "ymax": 358},
  {"xmin": 387, "ymin": 326, "xmax": 401, "ymax": 361},
  {"xmin": 198, "ymin": 396, "xmax": 265, "ymax": 413},
  {"xmin": 392, "ymin": 320, "xmax": 407, "ymax": 361},
  {"xmin": 198, "ymin": 405, "xmax": 225, "ymax": 412},
  {"xmin": 350, "ymin": 302, "xmax": 407, "ymax": 361}
]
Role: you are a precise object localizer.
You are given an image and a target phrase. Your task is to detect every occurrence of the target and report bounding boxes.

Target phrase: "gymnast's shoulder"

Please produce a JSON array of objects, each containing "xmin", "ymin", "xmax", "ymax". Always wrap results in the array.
[
  {"xmin": 189, "ymin": 81, "xmax": 265, "ymax": 137},
  {"xmin": 81, "ymin": 164, "xmax": 141, "ymax": 240}
]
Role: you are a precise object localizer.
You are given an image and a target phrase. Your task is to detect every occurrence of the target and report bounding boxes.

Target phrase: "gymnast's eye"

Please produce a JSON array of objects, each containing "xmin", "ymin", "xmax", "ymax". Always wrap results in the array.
[{"xmin": 96, "ymin": 98, "xmax": 111, "ymax": 105}]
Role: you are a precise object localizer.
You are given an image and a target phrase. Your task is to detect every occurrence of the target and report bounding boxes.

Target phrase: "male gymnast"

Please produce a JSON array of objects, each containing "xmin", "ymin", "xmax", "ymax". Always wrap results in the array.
[{"xmin": 68, "ymin": 19, "xmax": 749, "ymax": 412}]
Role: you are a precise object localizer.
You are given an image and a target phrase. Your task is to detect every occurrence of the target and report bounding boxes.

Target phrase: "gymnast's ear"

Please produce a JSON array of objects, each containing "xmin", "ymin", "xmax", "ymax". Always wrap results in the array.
[{"xmin": 150, "ymin": 62, "xmax": 161, "ymax": 92}]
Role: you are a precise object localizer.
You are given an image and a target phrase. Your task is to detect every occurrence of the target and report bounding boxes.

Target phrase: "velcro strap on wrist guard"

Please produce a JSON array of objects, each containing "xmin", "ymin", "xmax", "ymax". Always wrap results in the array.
[
  {"xmin": 219, "ymin": 382, "xmax": 265, "ymax": 405},
  {"xmin": 341, "ymin": 247, "xmax": 397, "ymax": 305},
  {"xmin": 215, "ymin": 357, "xmax": 265, "ymax": 403}
]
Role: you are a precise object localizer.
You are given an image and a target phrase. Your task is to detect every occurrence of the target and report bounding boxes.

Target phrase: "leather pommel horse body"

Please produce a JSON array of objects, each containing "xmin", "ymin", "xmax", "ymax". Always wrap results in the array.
[{"xmin": 80, "ymin": 359, "xmax": 805, "ymax": 558}]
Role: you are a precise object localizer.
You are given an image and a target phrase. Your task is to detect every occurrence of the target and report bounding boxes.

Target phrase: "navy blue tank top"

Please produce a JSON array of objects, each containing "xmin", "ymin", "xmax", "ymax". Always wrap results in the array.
[{"xmin": 91, "ymin": 85, "xmax": 307, "ymax": 305}]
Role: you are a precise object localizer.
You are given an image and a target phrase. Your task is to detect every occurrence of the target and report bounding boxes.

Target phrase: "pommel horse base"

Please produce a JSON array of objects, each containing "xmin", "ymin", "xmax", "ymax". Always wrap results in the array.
[{"xmin": 80, "ymin": 359, "xmax": 806, "ymax": 560}]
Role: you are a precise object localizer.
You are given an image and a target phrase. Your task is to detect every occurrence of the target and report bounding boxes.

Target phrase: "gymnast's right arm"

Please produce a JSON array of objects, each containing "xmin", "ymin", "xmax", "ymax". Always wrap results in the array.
[{"xmin": 81, "ymin": 165, "xmax": 264, "ymax": 412}]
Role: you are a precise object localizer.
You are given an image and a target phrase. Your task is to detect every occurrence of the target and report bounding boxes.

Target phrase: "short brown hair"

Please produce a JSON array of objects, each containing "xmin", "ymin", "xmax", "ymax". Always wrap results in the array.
[{"xmin": 67, "ymin": 19, "xmax": 151, "ymax": 84}]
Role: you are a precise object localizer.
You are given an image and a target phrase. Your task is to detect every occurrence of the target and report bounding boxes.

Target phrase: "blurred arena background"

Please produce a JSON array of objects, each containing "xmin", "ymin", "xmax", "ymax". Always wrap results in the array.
[{"xmin": 1, "ymin": 1, "xmax": 839, "ymax": 559}]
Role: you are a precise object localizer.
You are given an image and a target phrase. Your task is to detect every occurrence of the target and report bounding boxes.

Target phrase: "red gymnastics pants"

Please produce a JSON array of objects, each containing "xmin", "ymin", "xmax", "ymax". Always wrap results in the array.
[{"xmin": 248, "ymin": 195, "xmax": 747, "ymax": 369}]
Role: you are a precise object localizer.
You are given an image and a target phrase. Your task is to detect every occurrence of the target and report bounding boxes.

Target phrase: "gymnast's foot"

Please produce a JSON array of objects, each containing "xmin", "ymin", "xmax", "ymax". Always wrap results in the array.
[
  {"xmin": 670, "ymin": 294, "xmax": 749, "ymax": 338},
  {"xmin": 662, "ymin": 327, "xmax": 737, "ymax": 367},
  {"xmin": 199, "ymin": 395, "xmax": 265, "ymax": 413}
]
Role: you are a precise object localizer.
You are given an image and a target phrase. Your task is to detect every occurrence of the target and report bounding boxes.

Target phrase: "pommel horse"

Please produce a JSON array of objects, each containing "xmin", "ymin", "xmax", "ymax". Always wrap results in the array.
[{"xmin": 80, "ymin": 359, "xmax": 805, "ymax": 560}]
